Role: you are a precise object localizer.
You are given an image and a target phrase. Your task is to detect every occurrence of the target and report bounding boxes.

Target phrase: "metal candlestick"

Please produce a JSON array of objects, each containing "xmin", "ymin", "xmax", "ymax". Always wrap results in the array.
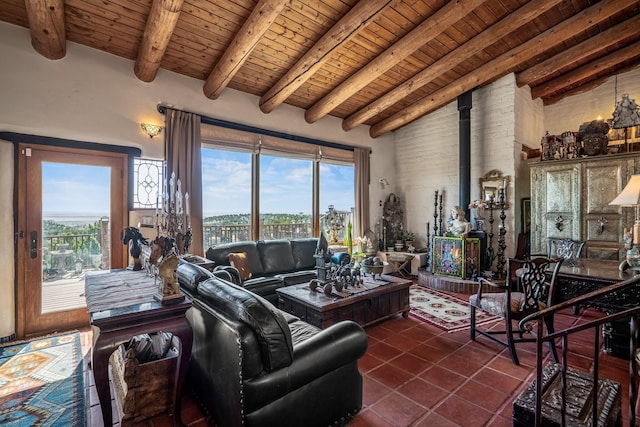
[
  {"xmin": 433, "ymin": 190, "xmax": 439, "ymax": 237},
  {"xmin": 495, "ymin": 189, "xmax": 507, "ymax": 278}
]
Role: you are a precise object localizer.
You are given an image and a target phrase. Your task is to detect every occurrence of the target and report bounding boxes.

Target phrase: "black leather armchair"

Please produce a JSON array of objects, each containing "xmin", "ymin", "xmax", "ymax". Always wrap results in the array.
[{"xmin": 176, "ymin": 262, "xmax": 368, "ymax": 427}]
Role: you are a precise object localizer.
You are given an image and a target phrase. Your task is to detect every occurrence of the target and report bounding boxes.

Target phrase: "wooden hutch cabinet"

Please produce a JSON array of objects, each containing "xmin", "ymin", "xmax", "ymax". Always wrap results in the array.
[{"xmin": 529, "ymin": 153, "xmax": 640, "ymax": 260}]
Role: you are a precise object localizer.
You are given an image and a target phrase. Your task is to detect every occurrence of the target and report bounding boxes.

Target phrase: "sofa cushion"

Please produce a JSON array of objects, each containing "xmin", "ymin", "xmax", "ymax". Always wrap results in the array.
[
  {"xmin": 197, "ymin": 277, "xmax": 294, "ymax": 371},
  {"xmin": 176, "ymin": 260, "xmax": 213, "ymax": 294},
  {"xmin": 206, "ymin": 241, "xmax": 264, "ymax": 276},
  {"xmin": 257, "ymin": 240, "xmax": 296, "ymax": 274},
  {"xmin": 291, "ymin": 238, "xmax": 319, "ymax": 270},
  {"xmin": 228, "ymin": 252, "xmax": 252, "ymax": 281}
]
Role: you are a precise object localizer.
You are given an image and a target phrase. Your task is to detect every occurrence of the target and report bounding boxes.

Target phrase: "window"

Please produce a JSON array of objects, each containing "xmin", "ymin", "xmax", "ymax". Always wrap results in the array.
[
  {"xmin": 259, "ymin": 154, "xmax": 312, "ymax": 240},
  {"xmin": 201, "ymin": 145, "xmax": 355, "ymax": 244},
  {"xmin": 132, "ymin": 158, "xmax": 164, "ymax": 209},
  {"xmin": 201, "ymin": 147, "xmax": 252, "ymax": 247},
  {"xmin": 320, "ymin": 162, "xmax": 355, "ymax": 243}
]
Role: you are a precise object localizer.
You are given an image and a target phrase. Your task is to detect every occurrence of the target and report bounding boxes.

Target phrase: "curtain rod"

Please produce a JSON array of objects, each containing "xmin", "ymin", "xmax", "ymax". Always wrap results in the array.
[{"xmin": 157, "ymin": 104, "xmax": 362, "ymax": 153}]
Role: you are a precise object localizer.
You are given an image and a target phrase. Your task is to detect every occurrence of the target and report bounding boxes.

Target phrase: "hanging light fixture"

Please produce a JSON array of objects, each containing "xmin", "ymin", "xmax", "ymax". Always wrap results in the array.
[{"xmin": 140, "ymin": 123, "xmax": 163, "ymax": 139}]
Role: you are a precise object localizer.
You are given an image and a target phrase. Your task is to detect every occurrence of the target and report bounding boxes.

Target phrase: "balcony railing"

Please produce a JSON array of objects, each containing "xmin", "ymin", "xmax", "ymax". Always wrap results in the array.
[
  {"xmin": 44, "ymin": 232, "xmax": 106, "ymax": 272},
  {"xmin": 203, "ymin": 223, "xmax": 313, "ymax": 247}
]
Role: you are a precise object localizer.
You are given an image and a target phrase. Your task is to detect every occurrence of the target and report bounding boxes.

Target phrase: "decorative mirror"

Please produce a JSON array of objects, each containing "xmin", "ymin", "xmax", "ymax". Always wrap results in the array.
[{"xmin": 480, "ymin": 169, "xmax": 510, "ymax": 209}]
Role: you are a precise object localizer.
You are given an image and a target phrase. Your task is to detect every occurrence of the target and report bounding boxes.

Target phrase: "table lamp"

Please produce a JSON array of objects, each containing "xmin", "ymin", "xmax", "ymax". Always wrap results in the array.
[{"xmin": 609, "ymin": 174, "xmax": 640, "ymax": 272}]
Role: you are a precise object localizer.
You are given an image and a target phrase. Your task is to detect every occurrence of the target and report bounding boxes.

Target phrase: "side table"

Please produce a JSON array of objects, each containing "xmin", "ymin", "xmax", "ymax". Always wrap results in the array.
[
  {"xmin": 377, "ymin": 251, "xmax": 428, "ymax": 276},
  {"xmin": 85, "ymin": 270, "xmax": 192, "ymax": 427}
]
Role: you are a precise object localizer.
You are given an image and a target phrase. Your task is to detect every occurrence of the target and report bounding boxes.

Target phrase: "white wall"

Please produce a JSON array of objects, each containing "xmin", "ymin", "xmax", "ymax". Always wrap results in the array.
[
  {"xmin": 0, "ymin": 22, "xmax": 392, "ymax": 338},
  {"xmin": 544, "ymin": 67, "xmax": 640, "ymax": 135},
  {"xmin": 0, "ymin": 142, "xmax": 14, "ymax": 339},
  {"xmin": 394, "ymin": 74, "xmax": 522, "ymax": 252}
]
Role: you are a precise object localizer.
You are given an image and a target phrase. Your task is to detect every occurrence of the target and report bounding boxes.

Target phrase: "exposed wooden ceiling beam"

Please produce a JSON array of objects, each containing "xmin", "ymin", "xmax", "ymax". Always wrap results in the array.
[
  {"xmin": 258, "ymin": 0, "xmax": 392, "ymax": 114},
  {"xmin": 203, "ymin": 0, "xmax": 289, "ymax": 100},
  {"xmin": 531, "ymin": 43, "xmax": 640, "ymax": 100},
  {"xmin": 369, "ymin": 0, "xmax": 635, "ymax": 138},
  {"xmin": 24, "ymin": 0, "xmax": 65, "ymax": 60},
  {"xmin": 134, "ymin": 0, "xmax": 184, "ymax": 83},
  {"xmin": 304, "ymin": 0, "xmax": 489, "ymax": 124},
  {"xmin": 342, "ymin": 0, "xmax": 562, "ymax": 131},
  {"xmin": 517, "ymin": 16, "xmax": 640, "ymax": 88}
]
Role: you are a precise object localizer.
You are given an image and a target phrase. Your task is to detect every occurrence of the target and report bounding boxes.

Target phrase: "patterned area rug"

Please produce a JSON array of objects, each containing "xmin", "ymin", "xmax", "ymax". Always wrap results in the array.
[
  {"xmin": 0, "ymin": 331, "xmax": 85, "ymax": 426},
  {"xmin": 410, "ymin": 285, "xmax": 500, "ymax": 333}
]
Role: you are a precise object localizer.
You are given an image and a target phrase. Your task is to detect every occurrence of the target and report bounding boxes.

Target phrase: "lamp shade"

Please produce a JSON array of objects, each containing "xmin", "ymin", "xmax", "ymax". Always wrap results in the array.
[{"xmin": 609, "ymin": 175, "xmax": 640, "ymax": 206}]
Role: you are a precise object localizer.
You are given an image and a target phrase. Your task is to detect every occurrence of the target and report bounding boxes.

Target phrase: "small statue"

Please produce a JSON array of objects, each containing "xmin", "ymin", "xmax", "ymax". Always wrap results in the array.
[
  {"xmin": 447, "ymin": 206, "xmax": 471, "ymax": 237},
  {"xmin": 157, "ymin": 253, "xmax": 181, "ymax": 297},
  {"xmin": 122, "ymin": 226, "xmax": 149, "ymax": 271}
]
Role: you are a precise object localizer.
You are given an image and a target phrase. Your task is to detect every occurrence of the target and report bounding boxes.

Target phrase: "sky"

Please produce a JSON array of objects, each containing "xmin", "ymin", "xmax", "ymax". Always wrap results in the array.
[
  {"xmin": 42, "ymin": 162, "xmax": 111, "ymax": 216},
  {"xmin": 201, "ymin": 148, "xmax": 354, "ymax": 216},
  {"xmin": 41, "ymin": 149, "xmax": 355, "ymax": 217}
]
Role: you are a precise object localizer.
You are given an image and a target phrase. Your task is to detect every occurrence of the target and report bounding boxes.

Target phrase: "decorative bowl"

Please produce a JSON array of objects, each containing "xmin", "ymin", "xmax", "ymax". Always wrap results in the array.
[{"xmin": 361, "ymin": 262, "xmax": 388, "ymax": 278}]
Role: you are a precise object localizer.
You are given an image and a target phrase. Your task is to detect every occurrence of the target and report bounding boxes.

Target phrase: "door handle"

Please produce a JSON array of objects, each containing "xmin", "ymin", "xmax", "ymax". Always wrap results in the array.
[{"xmin": 30, "ymin": 231, "xmax": 38, "ymax": 259}]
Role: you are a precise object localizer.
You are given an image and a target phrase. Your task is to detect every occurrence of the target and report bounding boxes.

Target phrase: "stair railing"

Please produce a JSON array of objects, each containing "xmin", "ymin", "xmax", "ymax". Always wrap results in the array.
[{"xmin": 519, "ymin": 275, "xmax": 640, "ymax": 427}]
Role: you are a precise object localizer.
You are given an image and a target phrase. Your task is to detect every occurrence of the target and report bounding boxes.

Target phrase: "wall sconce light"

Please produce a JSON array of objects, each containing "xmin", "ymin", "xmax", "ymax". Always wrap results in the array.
[{"xmin": 140, "ymin": 123, "xmax": 163, "ymax": 139}]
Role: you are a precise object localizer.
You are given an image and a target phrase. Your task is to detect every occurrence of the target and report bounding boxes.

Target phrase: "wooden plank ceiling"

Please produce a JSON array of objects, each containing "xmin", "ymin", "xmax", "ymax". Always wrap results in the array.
[{"xmin": 2, "ymin": 0, "xmax": 639, "ymax": 138}]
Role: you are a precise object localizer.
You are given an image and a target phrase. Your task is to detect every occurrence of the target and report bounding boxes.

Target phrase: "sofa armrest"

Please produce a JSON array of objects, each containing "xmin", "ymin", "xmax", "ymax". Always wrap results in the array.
[
  {"xmin": 214, "ymin": 265, "xmax": 241, "ymax": 285},
  {"xmin": 243, "ymin": 320, "xmax": 367, "ymax": 410}
]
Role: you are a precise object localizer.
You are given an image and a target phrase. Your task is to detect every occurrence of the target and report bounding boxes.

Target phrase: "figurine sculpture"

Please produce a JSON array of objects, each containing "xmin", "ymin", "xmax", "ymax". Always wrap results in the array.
[
  {"xmin": 148, "ymin": 236, "xmax": 184, "ymax": 304},
  {"xmin": 122, "ymin": 226, "xmax": 149, "ymax": 271},
  {"xmin": 446, "ymin": 206, "xmax": 471, "ymax": 237}
]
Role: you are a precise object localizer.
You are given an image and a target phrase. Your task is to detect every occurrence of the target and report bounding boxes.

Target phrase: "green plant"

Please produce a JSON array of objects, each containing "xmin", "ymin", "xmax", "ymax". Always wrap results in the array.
[{"xmin": 403, "ymin": 231, "xmax": 416, "ymax": 241}]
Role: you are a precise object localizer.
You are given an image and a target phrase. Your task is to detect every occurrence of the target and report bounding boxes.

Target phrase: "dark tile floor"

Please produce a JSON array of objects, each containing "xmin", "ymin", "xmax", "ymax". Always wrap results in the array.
[{"xmin": 81, "ymin": 293, "xmax": 633, "ymax": 427}]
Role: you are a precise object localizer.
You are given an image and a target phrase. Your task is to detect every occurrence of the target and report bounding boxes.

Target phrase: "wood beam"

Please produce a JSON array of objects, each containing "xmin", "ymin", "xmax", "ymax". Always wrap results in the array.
[
  {"xmin": 259, "ymin": 0, "xmax": 392, "ymax": 114},
  {"xmin": 369, "ymin": 0, "xmax": 635, "ymax": 138},
  {"xmin": 203, "ymin": 0, "xmax": 289, "ymax": 100},
  {"xmin": 24, "ymin": 0, "xmax": 66, "ymax": 60},
  {"xmin": 304, "ymin": 0, "xmax": 488, "ymax": 124},
  {"xmin": 530, "ymin": 43, "xmax": 640, "ymax": 100},
  {"xmin": 134, "ymin": 0, "xmax": 184, "ymax": 83},
  {"xmin": 517, "ymin": 16, "xmax": 640, "ymax": 88},
  {"xmin": 342, "ymin": 0, "xmax": 562, "ymax": 131}
]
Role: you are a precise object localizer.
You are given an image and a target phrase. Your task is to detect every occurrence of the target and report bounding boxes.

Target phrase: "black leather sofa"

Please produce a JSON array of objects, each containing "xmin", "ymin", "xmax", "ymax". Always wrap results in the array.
[
  {"xmin": 177, "ymin": 261, "xmax": 368, "ymax": 427},
  {"xmin": 205, "ymin": 238, "xmax": 318, "ymax": 305}
]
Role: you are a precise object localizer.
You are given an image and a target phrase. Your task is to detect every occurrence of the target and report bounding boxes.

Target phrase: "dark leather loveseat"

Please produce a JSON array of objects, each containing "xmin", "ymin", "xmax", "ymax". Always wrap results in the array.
[
  {"xmin": 205, "ymin": 238, "xmax": 318, "ymax": 305},
  {"xmin": 177, "ymin": 261, "xmax": 368, "ymax": 427}
]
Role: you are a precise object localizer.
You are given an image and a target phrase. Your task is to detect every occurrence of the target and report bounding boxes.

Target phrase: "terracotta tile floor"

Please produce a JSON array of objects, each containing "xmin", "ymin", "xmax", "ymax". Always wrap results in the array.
[{"xmin": 79, "ymin": 293, "xmax": 634, "ymax": 427}]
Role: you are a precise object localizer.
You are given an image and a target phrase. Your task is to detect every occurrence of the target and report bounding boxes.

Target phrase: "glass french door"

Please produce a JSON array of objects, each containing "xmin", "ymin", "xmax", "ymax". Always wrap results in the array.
[{"xmin": 17, "ymin": 144, "xmax": 127, "ymax": 337}]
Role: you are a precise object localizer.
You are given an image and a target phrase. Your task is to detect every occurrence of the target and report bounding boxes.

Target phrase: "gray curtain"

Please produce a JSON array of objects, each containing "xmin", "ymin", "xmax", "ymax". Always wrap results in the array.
[
  {"xmin": 354, "ymin": 147, "xmax": 370, "ymax": 238},
  {"xmin": 164, "ymin": 109, "xmax": 203, "ymax": 255}
]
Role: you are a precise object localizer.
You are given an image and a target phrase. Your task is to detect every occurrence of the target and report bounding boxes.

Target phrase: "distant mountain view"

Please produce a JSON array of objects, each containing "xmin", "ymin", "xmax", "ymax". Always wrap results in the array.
[{"xmin": 203, "ymin": 213, "xmax": 312, "ymax": 224}]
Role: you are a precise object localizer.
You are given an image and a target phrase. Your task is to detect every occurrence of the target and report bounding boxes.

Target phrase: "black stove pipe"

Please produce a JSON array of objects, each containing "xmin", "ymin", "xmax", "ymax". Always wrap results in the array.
[{"xmin": 458, "ymin": 91, "xmax": 472, "ymax": 217}]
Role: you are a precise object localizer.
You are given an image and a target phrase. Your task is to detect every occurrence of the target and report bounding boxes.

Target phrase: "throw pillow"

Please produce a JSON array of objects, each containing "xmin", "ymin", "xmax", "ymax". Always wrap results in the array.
[{"xmin": 228, "ymin": 252, "xmax": 252, "ymax": 281}]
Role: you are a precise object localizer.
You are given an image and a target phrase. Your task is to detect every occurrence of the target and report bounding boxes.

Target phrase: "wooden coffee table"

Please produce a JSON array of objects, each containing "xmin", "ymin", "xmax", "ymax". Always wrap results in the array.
[{"xmin": 277, "ymin": 274, "xmax": 411, "ymax": 329}]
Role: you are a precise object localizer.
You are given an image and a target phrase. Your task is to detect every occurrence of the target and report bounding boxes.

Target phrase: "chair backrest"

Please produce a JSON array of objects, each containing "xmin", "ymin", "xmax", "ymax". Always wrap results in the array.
[
  {"xmin": 507, "ymin": 257, "xmax": 564, "ymax": 312},
  {"xmin": 546, "ymin": 238, "xmax": 585, "ymax": 260}
]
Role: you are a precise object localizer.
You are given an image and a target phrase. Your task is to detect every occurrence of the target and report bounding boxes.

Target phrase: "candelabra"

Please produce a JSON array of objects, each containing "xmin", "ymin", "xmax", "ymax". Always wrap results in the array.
[
  {"xmin": 484, "ymin": 195, "xmax": 495, "ymax": 272},
  {"xmin": 156, "ymin": 172, "xmax": 191, "ymax": 254},
  {"xmin": 495, "ymin": 188, "xmax": 507, "ymax": 278}
]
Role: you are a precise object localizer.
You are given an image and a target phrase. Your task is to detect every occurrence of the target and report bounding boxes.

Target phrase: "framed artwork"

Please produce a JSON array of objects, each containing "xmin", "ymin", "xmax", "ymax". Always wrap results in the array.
[
  {"xmin": 432, "ymin": 236, "xmax": 465, "ymax": 278},
  {"xmin": 521, "ymin": 198, "xmax": 531, "ymax": 235}
]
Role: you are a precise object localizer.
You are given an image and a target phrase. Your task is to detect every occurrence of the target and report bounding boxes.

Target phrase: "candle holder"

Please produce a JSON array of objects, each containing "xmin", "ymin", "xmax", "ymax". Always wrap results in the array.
[{"xmin": 495, "ymin": 188, "xmax": 507, "ymax": 278}]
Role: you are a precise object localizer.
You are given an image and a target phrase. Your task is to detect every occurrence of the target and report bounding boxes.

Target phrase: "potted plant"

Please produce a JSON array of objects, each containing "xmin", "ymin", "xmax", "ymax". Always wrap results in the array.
[{"xmin": 403, "ymin": 231, "xmax": 416, "ymax": 249}]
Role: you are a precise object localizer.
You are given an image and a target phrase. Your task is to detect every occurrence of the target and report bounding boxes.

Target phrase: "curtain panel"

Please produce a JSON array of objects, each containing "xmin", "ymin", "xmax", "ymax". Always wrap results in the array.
[
  {"xmin": 164, "ymin": 109, "xmax": 203, "ymax": 255},
  {"xmin": 354, "ymin": 147, "xmax": 370, "ymax": 238}
]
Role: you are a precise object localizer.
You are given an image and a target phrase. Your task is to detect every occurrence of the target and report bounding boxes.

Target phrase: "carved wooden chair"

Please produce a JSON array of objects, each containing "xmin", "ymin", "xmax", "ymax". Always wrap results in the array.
[
  {"xmin": 469, "ymin": 257, "xmax": 564, "ymax": 365},
  {"xmin": 546, "ymin": 237, "xmax": 584, "ymax": 261}
]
